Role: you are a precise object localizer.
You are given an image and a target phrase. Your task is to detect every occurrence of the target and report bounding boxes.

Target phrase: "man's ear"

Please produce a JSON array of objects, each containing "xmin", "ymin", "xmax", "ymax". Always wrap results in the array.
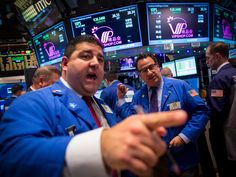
[
  {"xmin": 61, "ymin": 56, "xmax": 69, "ymax": 71},
  {"xmin": 38, "ymin": 77, "xmax": 45, "ymax": 88}
]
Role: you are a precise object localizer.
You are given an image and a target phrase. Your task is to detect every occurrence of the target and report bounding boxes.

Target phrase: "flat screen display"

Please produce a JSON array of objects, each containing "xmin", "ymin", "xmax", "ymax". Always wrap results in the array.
[
  {"xmin": 147, "ymin": 3, "xmax": 209, "ymax": 45},
  {"xmin": 213, "ymin": 5, "xmax": 236, "ymax": 44},
  {"xmin": 229, "ymin": 48, "xmax": 236, "ymax": 59},
  {"xmin": 70, "ymin": 5, "xmax": 142, "ymax": 52},
  {"xmin": 32, "ymin": 21, "xmax": 68, "ymax": 67},
  {"xmin": 0, "ymin": 54, "xmax": 36, "ymax": 73},
  {"xmin": 162, "ymin": 61, "xmax": 177, "ymax": 77},
  {"xmin": 175, "ymin": 56, "xmax": 197, "ymax": 77},
  {"xmin": 119, "ymin": 56, "xmax": 136, "ymax": 71},
  {"xmin": 14, "ymin": 0, "xmax": 62, "ymax": 36}
]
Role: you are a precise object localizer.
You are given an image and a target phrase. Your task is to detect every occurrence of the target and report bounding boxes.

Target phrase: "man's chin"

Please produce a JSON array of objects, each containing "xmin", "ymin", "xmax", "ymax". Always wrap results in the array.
[{"xmin": 87, "ymin": 87, "xmax": 100, "ymax": 96}]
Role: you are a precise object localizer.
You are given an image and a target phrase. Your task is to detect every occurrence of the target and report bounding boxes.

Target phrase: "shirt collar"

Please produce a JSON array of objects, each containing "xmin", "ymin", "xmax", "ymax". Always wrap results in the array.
[
  {"xmin": 108, "ymin": 80, "xmax": 118, "ymax": 86},
  {"xmin": 60, "ymin": 77, "xmax": 82, "ymax": 98},
  {"xmin": 216, "ymin": 61, "xmax": 229, "ymax": 73},
  {"xmin": 148, "ymin": 77, "xmax": 163, "ymax": 91},
  {"xmin": 30, "ymin": 86, "xmax": 36, "ymax": 91}
]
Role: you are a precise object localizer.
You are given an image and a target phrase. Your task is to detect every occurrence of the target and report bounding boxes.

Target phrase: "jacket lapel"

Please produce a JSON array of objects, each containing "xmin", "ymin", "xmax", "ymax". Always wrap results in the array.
[
  {"xmin": 139, "ymin": 86, "xmax": 149, "ymax": 113},
  {"xmin": 161, "ymin": 78, "xmax": 172, "ymax": 111},
  {"xmin": 95, "ymin": 97, "xmax": 118, "ymax": 127},
  {"xmin": 52, "ymin": 80, "xmax": 98, "ymax": 129}
]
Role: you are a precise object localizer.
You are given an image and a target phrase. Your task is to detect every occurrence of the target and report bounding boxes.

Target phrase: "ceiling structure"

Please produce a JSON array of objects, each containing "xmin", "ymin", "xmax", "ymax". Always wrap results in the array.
[{"xmin": 0, "ymin": 0, "xmax": 235, "ymax": 49}]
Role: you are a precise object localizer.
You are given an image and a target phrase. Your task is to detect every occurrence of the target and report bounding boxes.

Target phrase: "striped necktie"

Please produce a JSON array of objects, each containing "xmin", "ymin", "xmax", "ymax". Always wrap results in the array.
[{"xmin": 82, "ymin": 96, "xmax": 101, "ymax": 127}]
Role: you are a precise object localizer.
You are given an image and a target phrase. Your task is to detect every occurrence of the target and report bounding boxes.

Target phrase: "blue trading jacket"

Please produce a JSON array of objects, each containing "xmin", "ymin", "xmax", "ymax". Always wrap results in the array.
[
  {"xmin": 100, "ymin": 80, "xmax": 135, "ymax": 110},
  {"xmin": 0, "ymin": 80, "xmax": 118, "ymax": 177},
  {"xmin": 116, "ymin": 77, "xmax": 209, "ymax": 172},
  {"xmin": 207, "ymin": 63, "xmax": 236, "ymax": 122}
]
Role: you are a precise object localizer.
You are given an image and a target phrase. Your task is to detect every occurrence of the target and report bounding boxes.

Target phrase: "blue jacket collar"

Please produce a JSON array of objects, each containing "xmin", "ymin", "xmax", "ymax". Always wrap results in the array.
[
  {"xmin": 140, "ymin": 77, "xmax": 173, "ymax": 111},
  {"xmin": 51, "ymin": 80, "xmax": 117, "ymax": 128}
]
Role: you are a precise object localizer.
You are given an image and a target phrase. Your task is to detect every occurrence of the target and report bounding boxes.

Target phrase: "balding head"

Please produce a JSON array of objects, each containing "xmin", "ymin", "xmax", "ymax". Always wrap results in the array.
[
  {"xmin": 31, "ymin": 65, "xmax": 60, "ymax": 90},
  {"xmin": 161, "ymin": 67, "xmax": 173, "ymax": 78}
]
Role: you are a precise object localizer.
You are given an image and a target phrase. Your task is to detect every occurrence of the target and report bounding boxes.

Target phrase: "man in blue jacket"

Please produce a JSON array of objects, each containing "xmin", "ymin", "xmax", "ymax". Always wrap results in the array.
[
  {"xmin": 116, "ymin": 53, "xmax": 209, "ymax": 177},
  {"xmin": 206, "ymin": 42, "xmax": 236, "ymax": 177},
  {"xmin": 101, "ymin": 71, "xmax": 135, "ymax": 110},
  {"xmin": 4, "ymin": 83, "xmax": 25, "ymax": 110},
  {"xmin": 0, "ymin": 35, "xmax": 188, "ymax": 177}
]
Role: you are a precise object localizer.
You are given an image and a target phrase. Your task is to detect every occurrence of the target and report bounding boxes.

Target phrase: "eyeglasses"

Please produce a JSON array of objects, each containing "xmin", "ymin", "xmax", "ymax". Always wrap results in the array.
[{"xmin": 138, "ymin": 64, "xmax": 158, "ymax": 74}]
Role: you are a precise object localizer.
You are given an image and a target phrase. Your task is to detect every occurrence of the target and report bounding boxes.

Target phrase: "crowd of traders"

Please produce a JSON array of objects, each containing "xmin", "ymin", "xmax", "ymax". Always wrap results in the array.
[{"xmin": 0, "ymin": 35, "xmax": 235, "ymax": 177}]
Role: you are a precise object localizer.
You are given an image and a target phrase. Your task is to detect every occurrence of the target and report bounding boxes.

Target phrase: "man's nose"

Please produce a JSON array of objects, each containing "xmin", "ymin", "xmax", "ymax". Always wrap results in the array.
[
  {"xmin": 89, "ymin": 56, "xmax": 100, "ymax": 68},
  {"xmin": 91, "ymin": 56, "xmax": 99, "ymax": 64}
]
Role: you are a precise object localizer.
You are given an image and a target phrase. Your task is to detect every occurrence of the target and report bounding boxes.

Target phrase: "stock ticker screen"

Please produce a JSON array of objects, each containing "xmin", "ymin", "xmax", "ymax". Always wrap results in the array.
[
  {"xmin": 175, "ymin": 56, "xmax": 198, "ymax": 77},
  {"xmin": 147, "ymin": 3, "xmax": 209, "ymax": 45},
  {"xmin": 14, "ymin": 0, "xmax": 62, "ymax": 36},
  {"xmin": 70, "ymin": 5, "xmax": 143, "ymax": 52},
  {"xmin": 32, "ymin": 21, "xmax": 68, "ymax": 67},
  {"xmin": 213, "ymin": 5, "xmax": 236, "ymax": 44},
  {"xmin": 0, "ymin": 53, "xmax": 37, "ymax": 76}
]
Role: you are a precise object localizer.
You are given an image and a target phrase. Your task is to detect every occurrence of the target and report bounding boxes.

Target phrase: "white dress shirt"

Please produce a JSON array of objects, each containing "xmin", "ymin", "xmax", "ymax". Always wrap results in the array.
[{"xmin": 60, "ymin": 77, "xmax": 110, "ymax": 177}]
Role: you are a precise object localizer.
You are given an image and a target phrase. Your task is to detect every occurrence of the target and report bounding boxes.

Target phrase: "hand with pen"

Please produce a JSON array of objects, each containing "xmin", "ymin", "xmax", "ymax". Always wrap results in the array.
[{"xmin": 101, "ymin": 110, "xmax": 187, "ymax": 177}]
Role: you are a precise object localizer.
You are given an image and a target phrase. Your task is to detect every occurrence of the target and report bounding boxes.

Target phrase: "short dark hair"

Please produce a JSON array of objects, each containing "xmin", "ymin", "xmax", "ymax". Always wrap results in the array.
[
  {"xmin": 104, "ymin": 71, "xmax": 118, "ymax": 82},
  {"xmin": 135, "ymin": 53, "xmax": 159, "ymax": 70},
  {"xmin": 64, "ymin": 35, "xmax": 104, "ymax": 58},
  {"xmin": 11, "ymin": 84, "xmax": 23, "ymax": 95},
  {"xmin": 208, "ymin": 42, "xmax": 229, "ymax": 58}
]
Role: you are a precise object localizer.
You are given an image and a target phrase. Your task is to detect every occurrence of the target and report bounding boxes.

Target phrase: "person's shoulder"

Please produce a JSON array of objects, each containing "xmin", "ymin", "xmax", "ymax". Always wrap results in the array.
[
  {"xmin": 215, "ymin": 66, "xmax": 236, "ymax": 80},
  {"xmin": 164, "ymin": 77, "xmax": 185, "ymax": 85},
  {"xmin": 220, "ymin": 63, "xmax": 236, "ymax": 73},
  {"xmin": 125, "ymin": 84, "xmax": 136, "ymax": 91},
  {"xmin": 135, "ymin": 85, "xmax": 147, "ymax": 95},
  {"xmin": 102, "ymin": 84, "xmax": 115, "ymax": 94},
  {"xmin": 19, "ymin": 87, "xmax": 52, "ymax": 100}
]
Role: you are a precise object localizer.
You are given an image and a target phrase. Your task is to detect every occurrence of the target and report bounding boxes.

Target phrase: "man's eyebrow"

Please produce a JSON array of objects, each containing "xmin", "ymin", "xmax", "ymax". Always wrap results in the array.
[
  {"xmin": 79, "ymin": 50, "xmax": 104, "ymax": 58},
  {"xmin": 80, "ymin": 50, "xmax": 92, "ymax": 53},
  {"xmin": 98, "ymin": 53, "xmax": 104, "ymax": 57}
]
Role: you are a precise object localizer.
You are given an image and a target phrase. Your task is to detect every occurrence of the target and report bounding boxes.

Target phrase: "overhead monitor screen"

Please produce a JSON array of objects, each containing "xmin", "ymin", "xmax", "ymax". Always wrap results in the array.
[
  {"xmin": 14, "ymin": 0, "xmax": 62, "ymax": 36},
  {"xmin": 32, "ymin": 21, "xmax": 68, "ymax": 67},
  {"xmin": 162, "ymin": 61, "xmax": 177, "ymax": 77},
  {"xmin": 175, "ymin": 56, "xmax": 197, "ymax": 77},
  {"xmin": 70, "ymin": 5, "xmax": 142, "ymax": 52},
  {"xmin": 119, "ymin": 56, "xmax": 136, "ymax": 71},
  {"xmin": 229, "ymin": 48, "xmax": 236, "ymax": 59},
  {"xmin": 0, "ymin": 54, "xmax": 36, "ymax": 72},
  {"xmin": 213, "ymin": 5, "xmax": 236, "ymax": 44},
  {"xmin": 147, "ymin": 3, "xmax": 209, "ymax": 44}
]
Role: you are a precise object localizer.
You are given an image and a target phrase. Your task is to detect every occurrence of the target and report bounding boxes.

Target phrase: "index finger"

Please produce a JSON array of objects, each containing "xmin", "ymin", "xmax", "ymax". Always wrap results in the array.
[{"xmin": 139, "ymin": 110, "xmax": 187, "ymax": 130}]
